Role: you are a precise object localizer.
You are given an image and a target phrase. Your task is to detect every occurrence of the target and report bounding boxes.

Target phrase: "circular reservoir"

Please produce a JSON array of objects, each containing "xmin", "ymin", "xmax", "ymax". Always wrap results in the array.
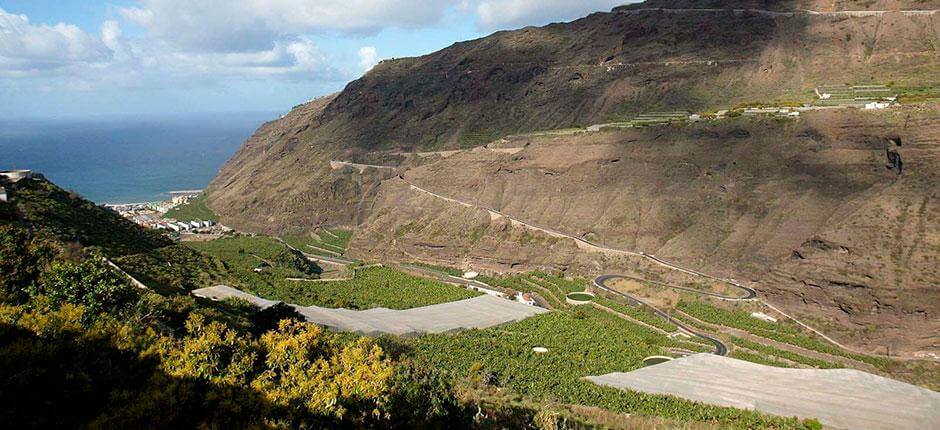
[
  {"xmin": 566, "ymin": 291, "xmax": 596, "ymax": 305},
  {"xmin": 643, "ymin": 356, "xmax": 674, "ymax": 366}
]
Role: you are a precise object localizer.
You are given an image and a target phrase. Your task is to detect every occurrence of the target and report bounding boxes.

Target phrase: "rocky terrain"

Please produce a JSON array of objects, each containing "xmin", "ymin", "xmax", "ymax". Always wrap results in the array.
[
  {"xmin": 352, "ymin": 107, "xmax": 939, "ymax": 356},
  {"xmin": 207, "ymin": 1, "xmax": 940, "ymax": 356}
]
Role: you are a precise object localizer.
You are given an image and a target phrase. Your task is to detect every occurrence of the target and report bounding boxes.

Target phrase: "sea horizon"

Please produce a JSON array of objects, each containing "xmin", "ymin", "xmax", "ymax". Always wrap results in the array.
[{"xmin": 0, "ymin": 111, "xmax": 278, "ymax": 204}]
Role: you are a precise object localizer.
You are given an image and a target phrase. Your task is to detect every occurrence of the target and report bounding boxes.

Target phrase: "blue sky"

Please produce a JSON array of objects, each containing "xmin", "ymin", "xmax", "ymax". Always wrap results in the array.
[{"xmin": 0, "ymin": 1, "xmax": 629, "ymax": 118}]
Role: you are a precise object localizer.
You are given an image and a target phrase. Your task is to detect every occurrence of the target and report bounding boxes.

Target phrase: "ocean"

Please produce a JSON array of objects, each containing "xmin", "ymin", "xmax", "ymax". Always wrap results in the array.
[{"xmin": 0, "ymin": 112, "xmax": 277, "ymax": 204}]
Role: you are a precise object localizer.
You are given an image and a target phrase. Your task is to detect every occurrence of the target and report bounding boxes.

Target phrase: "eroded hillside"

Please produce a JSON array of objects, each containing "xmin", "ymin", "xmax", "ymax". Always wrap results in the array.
[{"xmin": 206, "ymin": 1, "xmax": 940, "ymax": 356}]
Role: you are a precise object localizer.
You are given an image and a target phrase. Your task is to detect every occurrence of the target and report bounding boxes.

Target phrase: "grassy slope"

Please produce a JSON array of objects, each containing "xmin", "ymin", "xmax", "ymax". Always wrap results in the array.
[
  {"xmin": 7, "ymin": 179, "xmax": 171, "ymax": 257},
  {"xmin": 163, "ymin": 194, "xmax": 219, "ymax": 222}
]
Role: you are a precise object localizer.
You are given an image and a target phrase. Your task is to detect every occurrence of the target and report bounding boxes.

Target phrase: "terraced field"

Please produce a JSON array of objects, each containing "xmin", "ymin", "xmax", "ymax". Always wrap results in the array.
[
  {"xmin": 399, "ymin": 307, "xmax": 811, "ymax": 429},
  {"xmin": 281, "ymin": 229, "xmax": 353, "ymax": 257},
  {"xmin": 187, "ymin": 236, "xmax": 476, "ymax": 309},
  {"xmin": 256, "ymin": 266, "xmax": 480, "ymax": 310}
]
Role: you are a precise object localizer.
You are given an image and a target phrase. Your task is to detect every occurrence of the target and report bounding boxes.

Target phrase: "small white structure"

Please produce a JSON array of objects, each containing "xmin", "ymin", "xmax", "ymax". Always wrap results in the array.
[
  {"xmin": 532, "ymin": 347, "xmax": 549, "ymax": 354},
  {"xmin": 166, "ymin": 223, "xmax": 181, "ymax": 232},
  {"xmin": 462, "ymin": 271, "xmax": 479, "ymax": 279},
  {"xmin": 190, "ymin": 221, "xmax": 202, "ymax": 229},
  {"xmin": 0, "ymin": 186, "xmax": 7, "ymax": 203},
  {"xmin": 516, "ymin": 292, "xmax": 536, "ymax": 306},
  {"xmin": 175, "ymin": 222, "xmax": 191, "ymax": 231},
  {"xmin": 865, "ymin": 101, "xmax": 891, "ymax": 110},
  {"xmin": 750, "ymin": 312, "xmax": 778, "ymax": 323}
]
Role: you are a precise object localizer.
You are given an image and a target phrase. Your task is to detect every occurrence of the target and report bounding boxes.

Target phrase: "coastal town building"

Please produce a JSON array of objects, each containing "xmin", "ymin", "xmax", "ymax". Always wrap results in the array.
[
  {"xmin": 0, "ymin": 170, "xmax": 33, "ymax": 183},
  {"xmin": 0, "ymin": 186, "xmax": 7, "ymax": 203}
]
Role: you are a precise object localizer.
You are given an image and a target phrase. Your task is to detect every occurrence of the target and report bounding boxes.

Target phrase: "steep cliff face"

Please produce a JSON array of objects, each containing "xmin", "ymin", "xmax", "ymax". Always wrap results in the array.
[
  {"xmin": 208, "ymin": 1, "xmax": 939, "ymax": 231},
  {"xmin": 206, "ymin": 1, "xmax": 940, "ymax": 353}
]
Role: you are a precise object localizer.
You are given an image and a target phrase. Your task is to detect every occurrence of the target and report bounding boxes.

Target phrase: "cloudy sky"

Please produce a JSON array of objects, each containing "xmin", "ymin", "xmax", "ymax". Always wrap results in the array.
[{"xmin": 0, "ymin": 0, "xmax": 629, "ymax": 118}]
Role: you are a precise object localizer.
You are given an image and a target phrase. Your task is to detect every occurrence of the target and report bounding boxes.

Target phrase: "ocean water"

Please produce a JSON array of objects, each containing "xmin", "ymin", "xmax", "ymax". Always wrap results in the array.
[{"xmin": 0, "ymin": 112, "xmax": 277, "ymax": 204}]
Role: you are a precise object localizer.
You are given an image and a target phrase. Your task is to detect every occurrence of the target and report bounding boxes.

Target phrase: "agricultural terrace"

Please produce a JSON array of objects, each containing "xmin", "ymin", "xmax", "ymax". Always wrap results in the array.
[
  {"xmin": 477, "ymin": 270, "xmax": 682, "ymax": 334},
  {"xmin": 187, "ymin": 236, "xmax": 478, "ymax": 310},
  {"xmin": 398, "ymin": 307, "xmax": 814, "ymax": 429},
  {"xmin": 253, "ymin": 266, "xmax": 480, "ymax": 310},
  {"xmin": 280, "ymin": 228, "xmax": 353, "ymax": 257},
  {"xmin": 675, "ymin": 300, "xmax": 890, "ymax": 368}
]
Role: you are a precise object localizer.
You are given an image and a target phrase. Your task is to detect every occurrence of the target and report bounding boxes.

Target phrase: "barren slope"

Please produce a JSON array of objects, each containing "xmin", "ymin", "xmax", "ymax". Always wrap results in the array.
[{"xmin": 351, "ymin": 107, "xmax": 939, "ymax": 355}]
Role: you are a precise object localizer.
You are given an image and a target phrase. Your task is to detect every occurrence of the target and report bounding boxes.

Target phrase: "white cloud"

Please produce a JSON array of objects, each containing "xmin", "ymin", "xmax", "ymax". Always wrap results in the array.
[
  {"xmin": 0, "ymin": 8, "xmax": 112, "ymax": 74},
  {"xmin": 473, "ymin": 0, "xmax": 625, "ymax": 31},
  {"xmin": 120, "ymin": 0, "xmax": 457, "ymax": 53},
  {"xmin": 358, "ymin": 46, "xmax": 378, "ymax": 72},
  {"xmin": 1, "ymin": 1, "xmax": 630, "ymax": 96}
]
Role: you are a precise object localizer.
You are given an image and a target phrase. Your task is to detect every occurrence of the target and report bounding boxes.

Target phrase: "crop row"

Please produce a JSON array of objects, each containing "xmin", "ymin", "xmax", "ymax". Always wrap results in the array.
[
  {"xmin": 403, "ymin": 307, "xmax": 811, "ymax": 429},
  {"xmin": 250, "ymin": 266, "xmax": 479, "ymax": 310},
  {"xmin": 592, "ymin": 295, "xmax": 679, "ymax": 333},
  {"xmin": 676, "ymin": 300, "xmax": 887, "ymax": 368},
  {"xmin": 729, "ymin": 336, "xmax": 841, "ymax": 369},
  {"xmin": 729, "ymin": 350, "xmax": 794, "ymax": 368}
]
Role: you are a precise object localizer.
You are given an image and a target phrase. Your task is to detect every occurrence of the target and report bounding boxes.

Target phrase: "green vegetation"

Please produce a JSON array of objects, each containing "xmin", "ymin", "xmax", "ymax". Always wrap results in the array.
[
  {"xmin": 114, "ymin": 244, "xmax": 230, "ymax": 295},
  {"xmin": 0, "ymin": 181, "xmax": 557, "ymax": 428},
  {"xmin": 406, "ymin": 262, "xmax": 464, "ymax": 277},
  {"xmin": 677, "ymin": 300, "xmax": 887, "ymax": 368},
  {"xmin": 729, "ymin": 336, "xmax": 841, "ymax": 369},
  {"xmin": 243, "ymin": 266, "xmax": 479, "ymax": 310},
  {"xmin": 399, "ymin": 307, "xmax": 811, "ymax": 429},
  {"xmin": 7, "ymin": 178, "xmax": 171, "ymax": 256},
  {"xmin": 187, "ymin": 236, "xmax": 476, "ymax": 309},
  {"xmin": 163, "ymin": 194, "xmax": 219, "ymax": 222},
  {"xmin": 593, "ymin": 295, "xmax": 679, "ymax": 333},
  {"xmin": 729, "ymin": 350, "xmax": 794, "ymax": 368},
  {"xmin": 893, "ymin": 85, "xmax": 940, "ymax": 104},
  {"xmin": 280, "ymin": 228, "xmax": 352, "ymax": 256},
  {"xmin": 186, "ymin": 235, "xmax": 318, "ymax": 277}
]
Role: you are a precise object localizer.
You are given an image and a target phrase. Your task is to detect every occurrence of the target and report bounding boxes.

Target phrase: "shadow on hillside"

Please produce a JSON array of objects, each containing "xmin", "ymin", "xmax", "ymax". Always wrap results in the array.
[{"xmin": 0, "ymin": 322, "xmax": 340, "ymax": 429}]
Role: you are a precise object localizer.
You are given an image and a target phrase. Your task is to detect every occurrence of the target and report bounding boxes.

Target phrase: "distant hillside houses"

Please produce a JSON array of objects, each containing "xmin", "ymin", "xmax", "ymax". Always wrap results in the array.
[
  {"xmin": 157, "ymin": 220, "xmax": 215, "ymax": 232},
  {"xmin": 0, "ymin": 169, "xmax": 35, "ymax": 183}
]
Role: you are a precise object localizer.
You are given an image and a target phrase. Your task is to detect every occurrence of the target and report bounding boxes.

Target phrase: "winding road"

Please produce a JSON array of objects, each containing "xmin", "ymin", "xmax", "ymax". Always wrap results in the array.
[
  {"xmin": 395, "ymin": 175, "xmax": 846, "ymax": 356},
  {"xmin": 594, "ymin": 275, "xmax": 743, "ymax": 355}
]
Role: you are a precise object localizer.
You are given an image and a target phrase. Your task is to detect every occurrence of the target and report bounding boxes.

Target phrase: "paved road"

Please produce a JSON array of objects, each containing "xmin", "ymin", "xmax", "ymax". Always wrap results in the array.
[{"xmin": 594, "ymin": 275, "xmax": 728, "ymax": 356}]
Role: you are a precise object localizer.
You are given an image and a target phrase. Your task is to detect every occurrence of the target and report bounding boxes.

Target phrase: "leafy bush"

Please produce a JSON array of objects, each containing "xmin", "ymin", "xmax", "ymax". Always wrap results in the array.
[{"xmin": 33, "ymin": 256, "xmax": 139, "ymax": 319}]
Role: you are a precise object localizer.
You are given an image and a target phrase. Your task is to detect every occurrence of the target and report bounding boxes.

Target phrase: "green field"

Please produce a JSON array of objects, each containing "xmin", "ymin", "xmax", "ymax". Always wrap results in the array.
[
  {"xmin": 677, "ymin": 300, "xmax": 888, "ymax": 368},
  {"xmin": 398, "ymin": 307, "xmax": 810, "ymax": 429},
  {"xmin": 281, "ymin": 229, "xmax": 353, "ymax": 256},
  {"xmin": 250, "ymin": 266, "xmax": 480, "ymax": 310},
  {"xmin": 164, "ymin": 194, "xmax": 219, "ymax": 222}
]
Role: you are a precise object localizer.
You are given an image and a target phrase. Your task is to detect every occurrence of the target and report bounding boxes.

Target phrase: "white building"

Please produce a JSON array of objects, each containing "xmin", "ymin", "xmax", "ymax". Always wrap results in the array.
[
  {"xmin": 516, "ymin": 292, "xmax": 536, "ymax": 306},
  {"xmin": 175, "ymin": 222, "xmax": 191, "ymax": 231},
  {"xmin": 0, "ymin": 187, "xmax": 7, "ymax": 203},
  {"xmin": 864, "ymin": 101, "xmax": 891, "ymax": 110},
  {"xmin": 166, "ymin": 223, "xmax": 181, "ymax": 232}
]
